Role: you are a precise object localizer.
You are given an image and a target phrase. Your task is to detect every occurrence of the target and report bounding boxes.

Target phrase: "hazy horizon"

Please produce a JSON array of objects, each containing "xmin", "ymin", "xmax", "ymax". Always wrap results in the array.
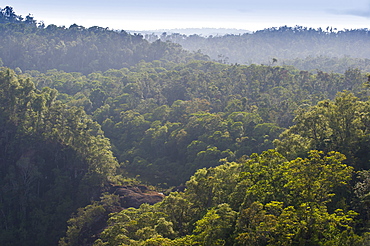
[{"xmin": 4, "ymin": 1, "xmax": 370, "ymax": 32}]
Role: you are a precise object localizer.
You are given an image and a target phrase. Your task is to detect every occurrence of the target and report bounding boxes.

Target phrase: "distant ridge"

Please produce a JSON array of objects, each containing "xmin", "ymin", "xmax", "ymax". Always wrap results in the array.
[{"xmin": 128, "ymin": 28, "xmax": 251, "ymax": 36}]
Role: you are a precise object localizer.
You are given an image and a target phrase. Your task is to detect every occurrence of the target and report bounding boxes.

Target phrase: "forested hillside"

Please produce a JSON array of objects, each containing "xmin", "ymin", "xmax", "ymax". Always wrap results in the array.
[
  {"xmin": 0, "ymin": 7, "xmax": 207, "ymax": 74},
  {"xmin": 2, "ymin": 6, "xmax": 370, "ymax": 246},
  {"xmin": 22, "ymin": 61, "xmax": 366, "ymax": 186},
  {"xmin": 0, "ymin": 68, "xmax": 119, "ymax": 245},
  {"xmin": 149, "ymin": 26, "xmax": 370, "ymax": 73}
]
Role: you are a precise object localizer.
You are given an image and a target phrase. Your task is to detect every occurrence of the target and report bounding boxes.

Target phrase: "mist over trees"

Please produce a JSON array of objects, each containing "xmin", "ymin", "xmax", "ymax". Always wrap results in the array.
[
  {"xmin": 2, "ymin": 6, "xmax": 370, "ymax": 246},
  {"xmin": 150, "ymin": 26, "xmax": 370, "ymax": 73},
  {"xmin": 0, "ymin": 6, "xmax": 208, "ymax": 75}
]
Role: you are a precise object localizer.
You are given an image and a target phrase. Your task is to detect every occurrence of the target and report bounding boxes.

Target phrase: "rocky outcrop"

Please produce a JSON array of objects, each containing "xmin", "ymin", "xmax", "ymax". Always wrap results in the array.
[{"xmin": 110, "ymin": 185, "xmax": 165, "ymax": 208}]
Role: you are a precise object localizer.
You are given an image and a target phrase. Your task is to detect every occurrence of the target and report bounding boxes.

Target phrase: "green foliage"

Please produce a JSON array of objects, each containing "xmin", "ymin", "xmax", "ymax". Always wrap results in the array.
[
  {"xmin": 283, "ymin": 151, "xmax": 352, "ymax": 205},
  {"xmin": 3, "ymin": 11, "xmax": 370, "ymax": 245},
  {"xmin": 159, "ymin": 192, "xmax": 194, "ymax": 236},
  {"xmin": 0, "ymin": 18, "xmax": 207, "ymax": 74},
  {"xmin": 154, "ymin": 26, "xmax": 370, "ymax": 73},
  {"xmin": 97, "ymin": 203, "xmax": 175, "ymax": 245},
  {"xmin": 18, "ymin": 59, "xmax": 367, "ymax": 186},
  {"xmin": 275, "ymin": 91, "xmax": 370, "ymax": 169},
  {"xmin": 0, "ymin": 68, "xmax": 119, "ymax": 245},
  {"xmin": 60, "ymin": 194, "xmax": 120, "ymax": 246},
  {"xmin": 193, "ymin": 203, "xmax": 236, "ymax": 245},
  {"xmin": 233, "ymin": 150, "xmax": 357, "ymax": 245},
  {"xmin": 96, "ymin": 149, "xmax": 359, "ymax": 245}
]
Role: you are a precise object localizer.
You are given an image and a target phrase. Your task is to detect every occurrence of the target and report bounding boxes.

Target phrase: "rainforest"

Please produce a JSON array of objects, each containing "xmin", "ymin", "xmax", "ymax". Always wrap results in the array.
[{"xmin": 1, "ymin": 6, "xmax": 370, "ymax": 246}]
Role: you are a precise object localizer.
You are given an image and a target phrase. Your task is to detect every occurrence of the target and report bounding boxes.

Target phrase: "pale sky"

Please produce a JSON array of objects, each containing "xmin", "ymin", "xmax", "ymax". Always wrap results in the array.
[{"xmin": 4, "ymin": 0, "xmax": 370, "ymax": 31}]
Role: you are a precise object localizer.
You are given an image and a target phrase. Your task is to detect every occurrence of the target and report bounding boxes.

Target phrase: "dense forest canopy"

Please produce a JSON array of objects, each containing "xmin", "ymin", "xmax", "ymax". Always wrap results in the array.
[
  {"xmin": 21, "ymin": 61, "xmax": 366, "ymax": 186},
  {"xmin": 2, "ymin": 6, "xmax": 370, "ymax": 74},
  {"xmin": 0, "ymin": 6, "xmax": 37, "ymax": 25},
  {"xmin": 0, "ymin": 7, "xmax": 208, "ymax": 74},
  {"xmin": 0, "ymin": 68, "xmax": 120, "ymax": 245},
  {"xmin": 149, "ymin": 26, "xmax": 370, "ymax": 73},
  {"xmin": 1, "ymin": 6, "xmax": 370, "ymax": 246}
]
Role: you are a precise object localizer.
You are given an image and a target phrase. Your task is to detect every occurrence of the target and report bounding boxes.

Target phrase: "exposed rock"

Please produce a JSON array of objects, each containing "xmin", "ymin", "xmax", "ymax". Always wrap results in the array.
[{"xmin": 110, "ymin": 185, "xmax": 165, "ymax": 208}]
